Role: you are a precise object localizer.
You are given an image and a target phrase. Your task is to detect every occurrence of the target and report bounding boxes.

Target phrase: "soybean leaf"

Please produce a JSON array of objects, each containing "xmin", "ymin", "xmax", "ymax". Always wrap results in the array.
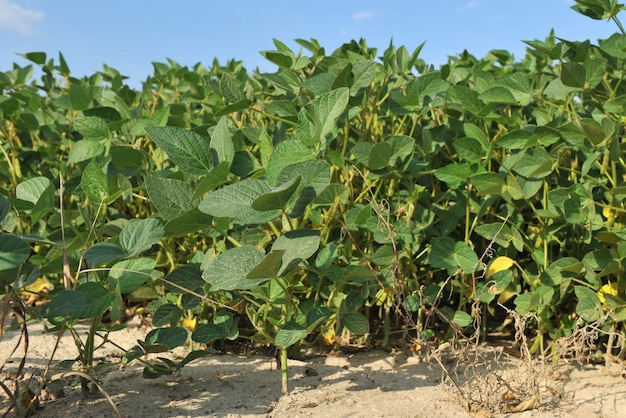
[
  {"xmin": 202, "ymin": 247, "xmax": 266, "ymax": 290},
  {"xmin": 0, "ymin": 235, "xmax": 30, "ymax": 271},
  {"xmin": 272, "ymin": 229, "xmax": 321, "ymax": 276},
  {"xmin": 145, "ymin": 327, "xmax": 188, "ymax": 350},
  {"xmin": 163, "ymin": 208, "xmax": 214, "ymax": 237},
  {"xmin": 108, "ymin": 258, "xmax": 156, "ymax": 294},
  {"xmin": 275, "ymin": 321, "xmax": 308, "ymax": 348},
  {"xmin": 295, "ymin": 87, "xmax": 349, "ymax": 147},
  {"xmin": 83, "ymin": 242, "xmax": 126, "ymax": 265},
  {"xmin": 266, "ymin": 140, "xmax": 315, "ymax": 186},
  {"xmin": 252, "ymin": 176, "xmax": 301, "ymax": 211},
  {"xmin": 342, "ymin": 312, "xmax": 370, "ymax": 334},
  {"xmin": 146, "ymin": 126, "xmax": 213, "ymax": 175},
  {"xmin": 199, "ymin": 178, "xmax": 280, "ymax": 224},
  {"xmin": 81, "ymin": 161, "xmax": 109, "ymax": 202},
  {"xmin": 119, "ymin": 218, "xmax": 164, "ymax": 258},
  {"xmin": 209, "ymin": 117, "xmax": 235, "ymax": 167},
  {"xmin": 430, "ymin": 237, "xmax": 479, "ymax": 274},
  {"xmin": 575, "ymin": 285, "xmax": 603, "ymax": 322},
  {"xmin": 152, "ymin": 304, "xmax": 183, "ymax": 327},
  {"xmin": 145, "ymin": 176, "xmax": 197, "ymax": 220},
  {"xmin": 163, "ymin": 265, "xmax": 205, "ymax": 294},
  {"xmin": 246, "ymin": 250, "xmax": 286, "ymax": 280}
]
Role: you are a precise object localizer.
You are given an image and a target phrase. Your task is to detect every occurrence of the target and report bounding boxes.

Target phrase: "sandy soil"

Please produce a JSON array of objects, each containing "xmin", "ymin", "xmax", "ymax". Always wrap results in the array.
[{"xmin": 1, "ymin": 318, "xmax": 625, "ymax": 418}]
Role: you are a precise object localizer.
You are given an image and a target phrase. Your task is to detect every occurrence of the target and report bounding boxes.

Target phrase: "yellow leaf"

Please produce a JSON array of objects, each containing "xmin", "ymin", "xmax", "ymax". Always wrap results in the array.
[
  {"xmin": 21, "ymin": 277, "xmax": 54, "ymax": 295},
  {"xmin": 597, "ymin": 282, "xmax": 619, "ymax": 304},
  {"xmin": 487, "ymin": 256, "xmax": 515, "ymax": 278}
]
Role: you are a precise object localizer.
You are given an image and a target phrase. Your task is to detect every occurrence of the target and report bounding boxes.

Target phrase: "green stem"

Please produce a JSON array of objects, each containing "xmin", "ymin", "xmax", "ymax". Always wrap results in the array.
[{"xmin": 280, "ymin": 347, "xmax": 289, "ymax": 395}]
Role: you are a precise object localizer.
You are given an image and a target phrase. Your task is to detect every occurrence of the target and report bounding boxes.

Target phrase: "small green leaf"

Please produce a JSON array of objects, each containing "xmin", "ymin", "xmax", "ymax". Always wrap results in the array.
[
  {"xmin": 163, "ymin": 265, "xmax": 204, "ymax": 294},
  {"xmin": 252, "ymin": 176, "xmax": 301, "ymax": 211},
  {"xmin": 74, "ymin": 116, "xmax": 111, "ymax": 140},
  {"xmin": 83, "ymin": 243, "xmax": 126, "ymax": 265},
  {"xmin": 430, "ymin": 237, "xmax": 479, "ymax": 274},
  {"xmin": 163, "ymin": 208, "xmax": 214, "ymax": 237},
  {"xmin": 152, "ymin": 304, "xmax": 183, "ymax": 327},
  {"xmin": 199, "ymin": 178, "xmax": 280, "ymax": 224},
  {"xmin": 452, "ymin": 311, "xmax": 472, "ymax": 328},
  {"xmin": 145, "ymin": 327, "xmax": 188, "ymax": 350},
  {"xmin": 272, "ymin": 229, "xmax": 321, "ymax": 276},
  {"xmin": 146, "ymin": 126, "xmax": 213, "ymax": 175},
  {"xmin": 342, "ymin": 312, "xmax": 370, "ymax": 334},
  {"xmin": 108, "ymin": 258, "xmax": 156, "ymax": 294},
  {"xmin": 0, "ymin": 235, "xmax": 30, "ymax": 271},
  {"xmin": 202, "ymin": 247, "xmax": 266, "ymax": 290},
  {"xmin": 574, "ymin": 285, "xmax": 603, "ymax": 322},
  {"xmin": 81, "ymin": 161, "xmax": 109, "ymax": 202},
  {"xmin": 209, "ymin": 117, "xmax": 235, "ymax": 167},
  {"xmin": 119, "ymin": 218, "xmax": 164, "ymax": 258},
  {"xmin": 145, "ymin": 176, "xmax": 197, "ymax": 220},
  {"xmin": 246, "ymin": 250, "xmax": 286, "ymax": 280},
  {"xmin": 275, "ymin": 321, "xmax": 308, "ymax": 348},
  {"xmin": 68, "ymin": 140, "xmax": 105, "ymax": 163},
  {"xmin": 266, "ymin": 140, "xmax": 315, "ymax": 186}
]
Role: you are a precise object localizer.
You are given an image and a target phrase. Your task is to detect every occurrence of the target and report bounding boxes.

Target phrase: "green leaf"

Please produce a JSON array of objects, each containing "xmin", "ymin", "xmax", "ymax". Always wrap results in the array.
[
  {"xmin": 275, "ymin": 321, "xmax": 308, "ymax": 348},
  {"xmin": 192, "ymin": 323, "xmax": 230, "ymax": 344},
  {"xmin": 295, "ymin": 87, "xmax": 349, "ymax": 147},
  {"xmin": 0, "ymin": 235, "xmax": 30, "ymax": 271},
  {"xmin": 209, "ymin": 117, "xmax": 235, "ymax": 167},
  {"xmin": 72, "ymin": 282, "xmax": 115, "ymax": 319},
  {"xmin": 561, "ymin": 62, "xmax": 586, "ymax": 88},
  {"xmin": 83, "ymin": 242, "xmax": 126, "ymax": 265},
  {"xmin": 202, "ymin": 247, "xmax": 267, "ymax": 290},
  {"xmin": 163, "ymin": 208, "xmax": 214, "ymax": 237},
  {"xmin": 145, "ymin": 327, "xmax": 188, "ymax": 350},
  {"xmin": 145, "ymin": 126, "xmax": 213, "ymax": 175},
  {"xmin": 145, "ymin": 176, "xmax": 197, "ymax": 220},
  {"xmin": 434, "ymin": 164, "xmax": 474, "ymax": 187},
  {"xmin": 574, "ymin": 285, "xmax": 603, "ymax": 322},
  {"xmin": 152, "ymin": 304, "xmax": 183, "ymax": 327},
  {"xmin": 74, "ymin": 116, "xmax": 111, "ymax": 140},
  {"xmin": 306, "ymin": 306, "xmax": 331, "ymax": 332},
  {"xmin": 163, "ymin": 265, "xmax": 204, "ymax": 294},
  {"xmin": 111, "ymin": 148, "xmax": 144, "ymax": 171},
  {"xmin": 276, "ymin": 160, "xmax": 331, "ymax": 217},
  {"xmin": 246, "ymin": 250, "xmax": 286, "ymax": 280},
  {"xmin": 68, "ymin": 140, "xmax": 105, "ymax": 163},
  {"xmin": 478, "ymin": 87, "xmax": 517, "ymax": 104},
  {"xmin": 42, "ymin": 290, "xmax": 87, "ymax": 318},
  {"xmin": 81, "ymin": 161, "xmax": 109, "ymax": 202},
  {"xmin": 108, "ymin": 258, "xmax": 156, "ymax": 294},
  {"xmin": 452, "ymin": 311, "xmax": 472, "ymax": 328},
  {"xmin": 252, "ymin": 176, "xmax": 301, "ymax": 211},
  {"xmin": 0, "ymin": 194, "xmax": 10, "ymax": 223},
  {"xmin": 193, "ymin": 161, "xmax": 231, "ymax": 199},
  {"xmin": 272, "ymin": 229, "xmax": 321, "ymax": 276},
  {"xmin": 599, "ymin": 33, "xmax": 626, "ymax": 58},
  {"xmin": 430, "ymin": 237, "xmax": 479, "ymax": 274},
  {"xmin": 266, "ymin": 140, "xmax": 315, "ymax": 186},
  {"xmin": 341, "ymin": 312, "xmax": 370, "ymax": 334},
  {"xmin": 199, "ymin": 178, "xmax": 280, "ymax": 224},
  {"xmin": 368, "ymin": 142, "xmax": 393, "ymax": 170},
  {"xmin": 16, "ymin": 176, "xmax": 54, "ymax": 223},
  {"xmin": 119, "ymin": 218, "xmax": 164, "ymax": 258},
  {"xmin": 454, "ymin": 137, "xmax": 484, "ymax": 163},
  {"xmin": 511, "ymin": 148, "xmax": 553, "ymax": 178}
]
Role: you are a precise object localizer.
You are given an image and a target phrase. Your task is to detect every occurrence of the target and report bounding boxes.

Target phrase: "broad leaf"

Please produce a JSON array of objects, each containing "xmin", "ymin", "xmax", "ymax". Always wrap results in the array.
[
  {"xmin": 119, "ymin": 218, "xmax": 164, "ymax": 258},
  {"xmin": 146, "ymin": 126, "xmax": 213, "ymax": 175},
  {"xmin": 202, "ymin": 247, "xmax": 266, "ymax": 290}
]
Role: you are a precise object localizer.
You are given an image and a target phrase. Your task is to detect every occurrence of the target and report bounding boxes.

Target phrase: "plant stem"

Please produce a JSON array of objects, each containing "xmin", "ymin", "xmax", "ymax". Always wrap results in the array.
[{"xmin": 280, "ymin": 347, "xmax": 289, "ymax": 395}]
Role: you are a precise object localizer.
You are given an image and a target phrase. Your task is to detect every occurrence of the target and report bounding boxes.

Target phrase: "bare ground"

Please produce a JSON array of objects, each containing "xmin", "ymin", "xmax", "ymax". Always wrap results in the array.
[{"xmin": 1, "ymin": 318, "xmax": 625, "ymax": 418}]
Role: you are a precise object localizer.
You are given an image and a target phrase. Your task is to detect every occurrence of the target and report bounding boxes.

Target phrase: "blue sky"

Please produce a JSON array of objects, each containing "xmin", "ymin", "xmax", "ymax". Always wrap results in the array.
[{"xmin": 0, "ymin": 0, "xmax": 621, "ymax": 87}]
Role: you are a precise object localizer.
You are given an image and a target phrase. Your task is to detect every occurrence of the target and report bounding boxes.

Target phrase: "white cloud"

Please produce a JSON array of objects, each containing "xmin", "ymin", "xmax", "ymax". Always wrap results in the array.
[
  {"xmin": 0, "ymin": 0, "xmax": 44, "ymax": 35},
  {"xmin": 457, "ymin": 1, "xmax": 482, "ymax": 13},
  {"xmin": 352, "ymin": 10, "xmax": 376, "ymax": 21}
]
